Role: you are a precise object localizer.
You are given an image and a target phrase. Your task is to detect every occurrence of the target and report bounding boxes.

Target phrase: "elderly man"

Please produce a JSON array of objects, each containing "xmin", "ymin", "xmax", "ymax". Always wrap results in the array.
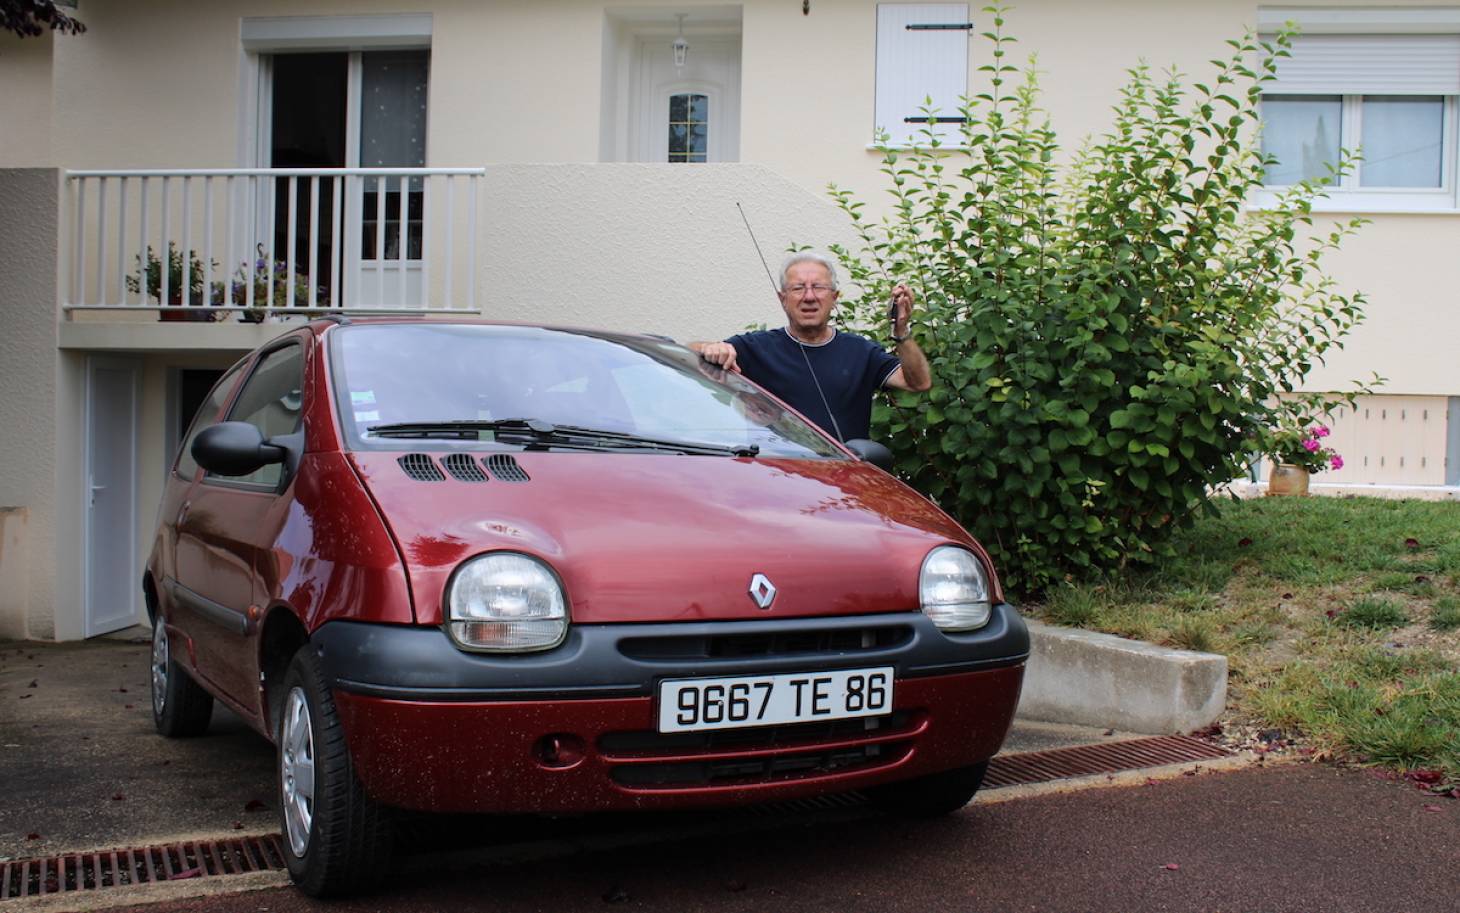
[{"xmin": 691, "ymin": 252, "xmax": 931, "ymax": 442}]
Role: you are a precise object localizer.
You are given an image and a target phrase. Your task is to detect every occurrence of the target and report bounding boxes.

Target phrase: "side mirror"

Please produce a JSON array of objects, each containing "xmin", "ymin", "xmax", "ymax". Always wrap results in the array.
[
  {"xmin": 192, "ymin": 421, "xmax": 287, "ymax": 477},
  {"xmin": 844, "ymin": 438, "xmax": 894, "ymax": 471}
]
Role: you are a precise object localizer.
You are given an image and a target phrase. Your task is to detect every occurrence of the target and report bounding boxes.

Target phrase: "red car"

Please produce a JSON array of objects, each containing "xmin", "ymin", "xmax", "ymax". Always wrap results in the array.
[{"xmin": 145, "ymin": 318, "xmax": 1028, "ymax": 896}]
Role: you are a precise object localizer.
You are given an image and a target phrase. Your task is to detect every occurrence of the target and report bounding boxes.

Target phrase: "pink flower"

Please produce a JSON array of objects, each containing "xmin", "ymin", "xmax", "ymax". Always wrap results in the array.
[
  {"xmin": 1331, "ymin": 454, "xmax": 1344, "ymax": 470},
  {"xmin": 1315, "ymin": 425, "xmax": 1330, "ymax": 437},
  {"xmin": 1302, "ymin": 438, "xmax": 1320, "ymax": 452}
]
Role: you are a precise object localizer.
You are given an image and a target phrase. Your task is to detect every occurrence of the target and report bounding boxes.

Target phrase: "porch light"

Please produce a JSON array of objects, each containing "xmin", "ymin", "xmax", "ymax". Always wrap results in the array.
[{"xmin": 673, "ymin": 15, "xmax": 689, "ymax": 68}]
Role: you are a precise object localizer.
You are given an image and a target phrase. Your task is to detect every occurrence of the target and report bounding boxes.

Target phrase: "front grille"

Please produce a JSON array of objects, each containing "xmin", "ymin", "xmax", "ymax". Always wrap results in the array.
[
  {"xmin": 611, "ymin": 741, "xmax": 911, "ymax": 787},
  {"xmin": 601, "ymin": 710, "xmax": 922, "ymax": 790},
  {"xmin": 397, "ymin": 453, "xmax": 445, "ymax": 481},
  {"xmin": 619, "ymin": 624, "xmax": 912, "ymax": 661}
]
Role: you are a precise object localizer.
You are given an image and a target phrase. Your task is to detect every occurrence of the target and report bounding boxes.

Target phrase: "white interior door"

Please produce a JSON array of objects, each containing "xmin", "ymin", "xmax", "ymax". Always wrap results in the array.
[
  {"xmin": 84, "ymin": 357, "xmax": 141, "ymax": 637},
  {"xmin": 633, "ymin": 35, "xmax": 742, "ymax": 163}
]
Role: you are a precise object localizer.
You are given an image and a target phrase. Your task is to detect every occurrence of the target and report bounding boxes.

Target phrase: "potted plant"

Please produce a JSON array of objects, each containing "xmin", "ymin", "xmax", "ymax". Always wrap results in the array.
[
  {"xmin": 1266, "ymin": 421, "xmax": 1343, "ymax": 496},
  {"xmin": 126, "ymin": 244, "xmax": 221, "ymax": 322},
  {"xmin": 227, "ymin": 244, "xmax": 327, "ymax": 323}
]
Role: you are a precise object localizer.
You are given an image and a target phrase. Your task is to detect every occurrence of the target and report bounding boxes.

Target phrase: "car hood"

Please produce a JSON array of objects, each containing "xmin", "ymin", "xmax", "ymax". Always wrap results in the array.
[{"xmin": 349, "ymin": 451, "xmax": 996, "ymax": 625}]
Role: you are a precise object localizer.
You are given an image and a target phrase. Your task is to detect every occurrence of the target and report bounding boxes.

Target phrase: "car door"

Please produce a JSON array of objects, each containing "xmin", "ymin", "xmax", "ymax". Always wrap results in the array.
[{"xmin": 172, "ymin": 340, "xmax": 306, "ymax": 713}]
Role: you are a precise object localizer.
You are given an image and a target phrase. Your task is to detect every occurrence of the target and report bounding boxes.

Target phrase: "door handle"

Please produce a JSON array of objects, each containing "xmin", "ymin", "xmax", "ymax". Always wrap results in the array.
[{"xmin": 89, "ymin": 477, "xmax": 106, "ymax": 506}]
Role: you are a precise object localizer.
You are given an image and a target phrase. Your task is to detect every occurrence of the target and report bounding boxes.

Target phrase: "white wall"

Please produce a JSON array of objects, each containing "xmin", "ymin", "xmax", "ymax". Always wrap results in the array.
[{"xmin": 0, "ymin": 170, "xmax": 60, "ymax": 639}]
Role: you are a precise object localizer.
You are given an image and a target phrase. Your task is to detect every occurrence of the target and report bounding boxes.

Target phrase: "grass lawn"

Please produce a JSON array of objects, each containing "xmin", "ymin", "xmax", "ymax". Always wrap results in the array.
[{"xmin": 1025, "ymin": 495, "xmax": 1460, "ymax": 791}]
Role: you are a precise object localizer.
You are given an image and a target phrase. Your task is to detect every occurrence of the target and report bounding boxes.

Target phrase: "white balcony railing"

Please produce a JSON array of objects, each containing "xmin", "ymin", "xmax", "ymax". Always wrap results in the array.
[{"xmin": 63, "ymin": 168, "xmax": 484, "ymax": 319}]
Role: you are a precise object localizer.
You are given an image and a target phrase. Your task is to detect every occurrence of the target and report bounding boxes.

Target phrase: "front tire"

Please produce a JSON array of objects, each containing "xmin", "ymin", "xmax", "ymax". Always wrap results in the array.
[
  {"xmin": 867, "ymin": 761, "xmax": 989, "ymax": 817},
  {"xmin": 151, "ymin": 615, "xmax": 213, "ymax": 737},
  {"xmin": 278, "ymin": 646, "xmax": 392, "ymax": 897}
]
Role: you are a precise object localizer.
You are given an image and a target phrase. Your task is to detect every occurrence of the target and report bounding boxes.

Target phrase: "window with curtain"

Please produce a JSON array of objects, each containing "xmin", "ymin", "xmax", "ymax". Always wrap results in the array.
[{"xmin": 361, "ymin": 51, "xmax": 429, "ymax": 259}]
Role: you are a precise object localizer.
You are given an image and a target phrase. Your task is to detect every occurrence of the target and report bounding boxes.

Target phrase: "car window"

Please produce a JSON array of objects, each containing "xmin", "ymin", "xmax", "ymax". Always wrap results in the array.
[
  {"xmin": 330, "ymin": 324, "xmax": 841, "ymax": 458},
  {"xmin": 211, "ymin": 344, "xmax": 304, "ymax": 488},
  {"xmin": 174, "ymin": 365, "xmax": 245, "ymax": 479}
]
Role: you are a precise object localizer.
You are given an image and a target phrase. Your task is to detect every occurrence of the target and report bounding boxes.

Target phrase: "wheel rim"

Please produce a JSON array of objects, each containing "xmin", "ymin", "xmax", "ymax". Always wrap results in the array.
[
  {"xmin": 150, "ymin": 619, "xmax": 168, "ymax": 716},
  {"xmin": 280, "ymin": 686, "xmax": 316, "ymax": 857}
]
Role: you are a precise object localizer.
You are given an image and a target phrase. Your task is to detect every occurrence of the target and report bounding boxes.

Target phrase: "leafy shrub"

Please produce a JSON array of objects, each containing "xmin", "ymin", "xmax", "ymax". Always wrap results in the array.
[{"xmin": 826, "ymin": 8, "xmax": 1368, "ymax": 594}]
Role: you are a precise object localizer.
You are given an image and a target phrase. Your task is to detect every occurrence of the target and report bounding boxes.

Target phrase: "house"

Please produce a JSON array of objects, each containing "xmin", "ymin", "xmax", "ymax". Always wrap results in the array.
[{"xmin": 2, "ymin": 0, "xmax": 1458, "ymax": 641}]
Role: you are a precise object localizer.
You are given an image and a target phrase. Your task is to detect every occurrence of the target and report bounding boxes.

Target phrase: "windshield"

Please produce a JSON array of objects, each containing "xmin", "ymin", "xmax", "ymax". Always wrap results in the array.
[{"xmin": 329, "ymin": 324, "xmax": 842, "ymax": 458}]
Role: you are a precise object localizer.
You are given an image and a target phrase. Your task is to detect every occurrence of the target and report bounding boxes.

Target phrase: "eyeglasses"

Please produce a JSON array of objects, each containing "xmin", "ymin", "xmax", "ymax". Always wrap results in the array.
[{"xmin": 782, "ymin": 284, "xmax": 836, "ymax": 297}]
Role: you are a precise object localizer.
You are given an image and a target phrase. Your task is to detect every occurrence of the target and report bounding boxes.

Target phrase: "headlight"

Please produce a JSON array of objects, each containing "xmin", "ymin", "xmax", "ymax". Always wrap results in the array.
[
  {"xmin": 446, "ymin": 553, "xmax": 568, "ymax": 652},
  {"xmin": 919, "ymin": 546, "xmax": 992, "ymax": 632}
]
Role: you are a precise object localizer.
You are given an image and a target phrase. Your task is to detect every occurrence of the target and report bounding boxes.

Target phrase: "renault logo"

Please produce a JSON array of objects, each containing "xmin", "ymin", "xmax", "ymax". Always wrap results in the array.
[{"xmin": 748, "ymin": 573, "xmax": 777, "ymax": 609}]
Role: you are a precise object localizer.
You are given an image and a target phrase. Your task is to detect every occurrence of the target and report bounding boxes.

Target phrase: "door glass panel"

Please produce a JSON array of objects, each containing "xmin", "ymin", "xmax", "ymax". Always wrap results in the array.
[
  {"xmin": 1261, "ymin": 95, "xmax": 1341, "ymax": 185},
  {"xmin": 215, "ymin": 346, "xmax": 304, "ymax": 488},
  {"xmin": 1360, "ymin": 96, "xmax": 1444, "ymax": 187},
  {"xmin": 668, "ymin": 92, "xmax": 709, "ymax": 163},
  {"xmin": 361, "ymin": 51, "xmax": 430, "ymax": 260}
]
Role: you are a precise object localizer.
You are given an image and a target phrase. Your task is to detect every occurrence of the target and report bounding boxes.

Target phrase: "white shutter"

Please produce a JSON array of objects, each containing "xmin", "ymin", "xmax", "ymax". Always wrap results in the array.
[
  {"xmin": 1267, "ymin": 35, "xmax": 1460, "ymax": 95},
  {"xmin": 875, "ymin": 4, "xmax": 971, "ymax": 145}
]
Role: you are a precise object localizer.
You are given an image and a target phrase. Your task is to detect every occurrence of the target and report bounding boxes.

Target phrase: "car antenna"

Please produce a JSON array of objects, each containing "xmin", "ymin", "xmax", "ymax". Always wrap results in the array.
[{"xmin": 735, "ymin": 203, "xmax": 845, "ymax": 443}]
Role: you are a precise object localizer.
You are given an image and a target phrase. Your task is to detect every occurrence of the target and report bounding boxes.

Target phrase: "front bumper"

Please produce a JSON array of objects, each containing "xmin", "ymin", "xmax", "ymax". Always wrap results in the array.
[{"xmin": 314, "ymin": 607, "xmax": 1028, "ymax": 813}]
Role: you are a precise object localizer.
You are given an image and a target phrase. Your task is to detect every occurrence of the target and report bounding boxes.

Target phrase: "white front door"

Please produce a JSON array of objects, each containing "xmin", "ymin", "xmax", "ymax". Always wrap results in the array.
[
  {"xmin": 633, "ymin": 35, "xmax": 742, "ymax": 163},
  {"xmin": 84, "ymin": 357, "xmax": 140, "ymax": 638}
]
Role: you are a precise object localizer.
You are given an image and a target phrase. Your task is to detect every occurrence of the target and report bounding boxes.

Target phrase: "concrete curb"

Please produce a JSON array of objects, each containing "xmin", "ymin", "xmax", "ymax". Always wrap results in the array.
[{"xmin": 1014, "ymin": 620, "xmax": 1227, "ymax": 735}]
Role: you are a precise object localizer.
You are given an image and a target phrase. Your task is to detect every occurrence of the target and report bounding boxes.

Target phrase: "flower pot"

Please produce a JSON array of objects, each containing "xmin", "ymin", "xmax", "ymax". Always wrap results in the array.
[{"xmin": 1267, "ymin": 463, "xmax": 1310, "ymax": 497}]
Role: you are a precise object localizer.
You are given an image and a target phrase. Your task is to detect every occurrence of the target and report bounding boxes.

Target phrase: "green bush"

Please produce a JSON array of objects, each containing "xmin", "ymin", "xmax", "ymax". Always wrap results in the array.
[{"xmin": 826, "ymin": 8, "xmax": 1369, "ymax": 594}]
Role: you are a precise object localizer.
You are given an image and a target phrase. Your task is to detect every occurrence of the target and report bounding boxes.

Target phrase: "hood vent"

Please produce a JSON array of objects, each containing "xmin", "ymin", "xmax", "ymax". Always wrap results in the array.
[
  {"xmin": 442, "ymin": 452, "xmax": 489, "ymax": 482},
  {"xmin": 398, "ymin": 453, "xmax": 445, "ymax": 481},
  {"xmin": 486, "ymin": 453, "xmax": 531, "ymax": 482}
]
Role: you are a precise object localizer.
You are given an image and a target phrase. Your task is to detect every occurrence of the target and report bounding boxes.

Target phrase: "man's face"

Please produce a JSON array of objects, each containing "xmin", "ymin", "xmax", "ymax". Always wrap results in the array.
[{"xmin": 779, "ymin": 261, "xmax": 838, "ymax": 334}]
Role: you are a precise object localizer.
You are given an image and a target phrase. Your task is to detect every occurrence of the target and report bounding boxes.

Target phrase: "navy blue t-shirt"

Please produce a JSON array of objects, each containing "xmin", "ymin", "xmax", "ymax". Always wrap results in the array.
[{"xmin": 726, "ymin": 328, "xmax": 901, "ymax": 441}]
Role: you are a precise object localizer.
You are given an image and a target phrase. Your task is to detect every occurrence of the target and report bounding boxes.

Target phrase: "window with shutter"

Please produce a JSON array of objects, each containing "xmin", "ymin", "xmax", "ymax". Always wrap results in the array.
[
  {"xmin": 874, "ymin": 4, "xmax": 972, "ymax": 146},
  {"xmin": 1258, "ymin": 24, "xmax": 1460, "ymax": 210}
]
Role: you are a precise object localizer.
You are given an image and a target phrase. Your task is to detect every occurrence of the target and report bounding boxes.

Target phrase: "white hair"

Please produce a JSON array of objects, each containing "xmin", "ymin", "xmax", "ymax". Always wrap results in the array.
[{"xmin": 778, "ymin": 251, "xmax": 840, "ymax": 292}]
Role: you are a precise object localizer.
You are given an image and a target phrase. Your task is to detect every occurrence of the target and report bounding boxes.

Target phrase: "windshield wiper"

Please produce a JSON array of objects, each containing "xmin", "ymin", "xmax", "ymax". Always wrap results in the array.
[{"xmin": 366, "ymin": 419, "xmax": 759, "ymax": 457}]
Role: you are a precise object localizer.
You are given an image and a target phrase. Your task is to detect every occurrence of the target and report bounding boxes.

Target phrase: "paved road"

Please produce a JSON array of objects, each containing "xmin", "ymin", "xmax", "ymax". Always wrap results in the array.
[{"xmin": 104, "ymin": 763, "xmax": 1457, "ymax": 913}]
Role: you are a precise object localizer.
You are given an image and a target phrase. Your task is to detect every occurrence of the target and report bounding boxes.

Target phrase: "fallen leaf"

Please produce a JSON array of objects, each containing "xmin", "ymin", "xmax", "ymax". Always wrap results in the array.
[
  {"xmin": 116, "ymin": 687, "xmax": 128, "ymax": 693},
  {"xmin": 1424, "ymin": 805, "xmax": 1443, "ymax": 813},
  {"xmin": 244, "ymin": 799, "xmax": 267, "ymax": 812},
  {"xmin": 112, "ymin": 793, "xmax": 125, "ymax": 801},
  {"xmin": 1414, "ymin": 575, "xmax": 1430, "ymax": 583},
  {"xmin": 169, "ymin": 867, "xmax": 203, "ymax": 880},
  {"xmin": 26, "ymin": 680, "xmax": 37, "ymax": 688},
  {"xmin": 123, "ymin": 704, "xmax": 134, "ymax": 710},
  {"xmin": 232, "ymin": 821, "xmax": 244, "ymax": 830},
  {"xmin": 1281, "ymin": 592, "xmax": 1293, "ymax": 600},
  {"xmin": 1163, "ymin": 863, "xmax": 1181, "ymax": 871},
  {"xmin": 18, "ymin": 694, "xmax": 31, "ymax": 700},
  {"xmin": 26, "ymin": 833, "xmax": 41, "ymax": 840},
  {"xmin": 1404, "ymin": 537, "xmax": 1420, "ymax": 550},
  {"xmin": 1237, "ymin": 537, "xmax": 1252, "ymax": 548}
]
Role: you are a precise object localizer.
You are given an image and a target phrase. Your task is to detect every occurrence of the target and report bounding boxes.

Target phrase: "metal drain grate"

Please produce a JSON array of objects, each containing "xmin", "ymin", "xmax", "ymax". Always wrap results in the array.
[
  {"xmin": 0, "ymin": 835, "xmax": 286, "ymax": 900},
  {"xmin": 984, "ymin": 734, "xmax": 1231, "ymax": 789}
]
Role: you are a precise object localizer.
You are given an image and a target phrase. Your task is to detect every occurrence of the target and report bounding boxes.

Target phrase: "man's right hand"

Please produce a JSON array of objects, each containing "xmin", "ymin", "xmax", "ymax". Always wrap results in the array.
[{"xmin": 691, "ymin": 341, "xmax": 740, "ymax": 373}]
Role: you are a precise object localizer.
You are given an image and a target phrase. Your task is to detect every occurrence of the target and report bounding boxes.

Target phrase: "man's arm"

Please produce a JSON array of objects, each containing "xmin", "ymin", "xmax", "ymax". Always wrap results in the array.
[
  {"xmin": 885, "ymin": 338, "xmax": 932, "ymax": 392},
  {"xmin": 883, "ymin": 283, "xmax": 932, "ymax": 392},
  {"xmin": 689, "ymin": 340, "xmax": 740, "ymax": 373}
]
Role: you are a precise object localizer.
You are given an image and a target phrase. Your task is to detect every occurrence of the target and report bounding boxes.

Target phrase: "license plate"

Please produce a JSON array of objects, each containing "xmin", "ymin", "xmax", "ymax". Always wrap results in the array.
[{"xmin": 657, "ymin": 666, "xmax": 895, "ymax": 733}]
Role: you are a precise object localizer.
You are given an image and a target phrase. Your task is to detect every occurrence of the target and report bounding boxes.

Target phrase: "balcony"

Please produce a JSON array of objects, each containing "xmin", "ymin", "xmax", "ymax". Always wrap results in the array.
[{"xmin": 63, "ymin": 168, "xmax": 484, "ymax": 325}]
